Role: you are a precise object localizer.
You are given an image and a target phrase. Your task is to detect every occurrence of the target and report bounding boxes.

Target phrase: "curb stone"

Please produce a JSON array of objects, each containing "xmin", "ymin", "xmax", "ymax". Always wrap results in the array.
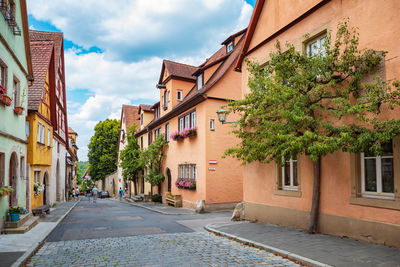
[
  {"xmin": 108, "ymin": 198, "xmax": 194, "ymax": 215},
  {"xmin": 12, "ymin": 199, "xmax": 81, "ymax": 267},
  {"xmin": 204, "ymin": 223, "xmax": 332, "ymax": 267}
]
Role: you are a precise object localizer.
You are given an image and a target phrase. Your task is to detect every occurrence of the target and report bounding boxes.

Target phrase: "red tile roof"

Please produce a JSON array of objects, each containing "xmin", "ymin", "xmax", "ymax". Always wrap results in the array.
[
  {"xmin": 121, "ymin": 105, "xmax": 140, "ymax": 127},
  {"xmin": 158, "ymin": 60, "xmax": 198, "ymax": 84},
  {"xmin": 138, "ymin": 104, "xmax": 153, "ymax": 113},
  {"xmin": 68, "ymin": 127, "xmax": 77, "ymax": 135},
  {"xmin": 29, "ymin": 30, "xmax": 63, "ymax": 69},
  {"xmin": 28, "ymin": 41, "xmax": 54, "ymax": 111}
]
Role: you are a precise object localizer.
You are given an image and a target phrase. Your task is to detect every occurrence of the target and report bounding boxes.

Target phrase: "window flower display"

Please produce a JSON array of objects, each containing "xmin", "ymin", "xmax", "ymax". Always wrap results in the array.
[{"xmin": 175, "ymin": 177, "xmax": 196, "ymax": 190}]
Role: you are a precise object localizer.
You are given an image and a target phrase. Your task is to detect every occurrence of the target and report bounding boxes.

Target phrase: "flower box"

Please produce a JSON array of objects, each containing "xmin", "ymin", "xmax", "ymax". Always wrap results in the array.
[
  {"xmin": 0, "ymin": 94, "xmax": 12, "ymax": 106},
  {"xmin": 171, "ymin": 127, "xmax": 198, "ymax": 141},
  {"xmin": 14, "ymin": 106, "xmax": 24, "ymax": 115},
  {"xmin": 175, "ymin": 177, "xmax": 196, "ymax": 190},
  {"xmin": 33, "ymin": 183, "xmax": 45, "ymax": 195}
]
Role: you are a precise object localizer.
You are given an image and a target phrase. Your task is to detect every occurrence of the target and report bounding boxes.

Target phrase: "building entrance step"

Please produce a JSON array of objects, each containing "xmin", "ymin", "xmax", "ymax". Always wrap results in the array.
[{"xmin": 4, "ymin": 216, "xmax": 39, "ymax": 234}]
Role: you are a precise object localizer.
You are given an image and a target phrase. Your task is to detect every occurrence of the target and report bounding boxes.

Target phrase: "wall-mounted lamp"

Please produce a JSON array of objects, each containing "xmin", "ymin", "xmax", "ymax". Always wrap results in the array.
[{"xmin": 216, "ymin": 109, "xmax": 237, "ymax": 124}]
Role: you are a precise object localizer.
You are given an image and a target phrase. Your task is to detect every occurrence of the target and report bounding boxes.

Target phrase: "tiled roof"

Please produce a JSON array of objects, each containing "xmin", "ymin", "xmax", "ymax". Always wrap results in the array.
[
  {"xmin": 29, "ymin": 30, "xmax": 63, "ymax": 69},
  {"xmin": 121, "ymin": 105, "xmax": 140, "ymax": 127},
  {"xmin": 139, "ymin": 104, "xmax": 153, "ymax": 113},
  {"xmin": 68, "ymin": 127, "xmax": 77, "ymax": 135},
  {"xmin": 158, "ymin": 60, "xmax": 198, "ymax": 84},
  {"xmin": 28, "ymin": 41, "xmax": 54, "ymax": 111}
]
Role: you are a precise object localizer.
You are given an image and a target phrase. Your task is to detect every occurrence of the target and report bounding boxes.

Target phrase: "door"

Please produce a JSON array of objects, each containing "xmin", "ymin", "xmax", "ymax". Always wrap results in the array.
[
  {"xmin": 167, "ymin": 169, "xmax": 171, "ymax": 192},
  {"xmin": 43, "ymin": 173, "xmax": 48, "ymax": 205}
]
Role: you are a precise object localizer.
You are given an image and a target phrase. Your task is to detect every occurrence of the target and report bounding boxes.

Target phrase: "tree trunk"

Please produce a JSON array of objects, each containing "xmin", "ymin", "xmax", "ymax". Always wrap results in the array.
[
  {"xmin": 308, "ymin": 157, "xmax": 321, "ymax": 233},
  {"xmin": 133, "ymin": 178, "xmax": 137, "ymax": 196},
  {"xmin": 157, "ymin": 183, "xmax": 161, "ymax": 195}
]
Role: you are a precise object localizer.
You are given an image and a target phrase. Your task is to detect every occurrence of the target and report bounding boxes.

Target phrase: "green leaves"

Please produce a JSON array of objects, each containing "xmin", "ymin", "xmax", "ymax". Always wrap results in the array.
[
  {"xmin": 88, "ymin": 119, "xmax": 120, "ymax": 181},
  {"xmin": 141, "ymin": 134, "xmax": 168, "ymax": 186},
  {"xmin": 226, "ymin": 20, "xmax": 400, "ymax": 164},
  {"xmin": 119, "ymin": 124, "xmax": 143, "ymax": 183}
]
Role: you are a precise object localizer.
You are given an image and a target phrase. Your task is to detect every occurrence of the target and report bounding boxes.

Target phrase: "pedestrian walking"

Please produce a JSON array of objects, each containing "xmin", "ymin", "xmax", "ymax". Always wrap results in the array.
[
  {"xmin": 72, "ymin": 188, "xmax": 76, "ymax": 200},
  {"xmin": 119, "ymin": 187, "xmax": 123, "ymax": 201},
  {"xmin": 92, "ymin": 186, "xmax": 98, "ymax": 203},
  {"xmin": 86, "ymin": 188, "xmax": 91, "ymax": 202},
  {"xmin": 75, "ymin": 188, "xmax": 79, "ymax": 200},
  {"xmin": 124, "ymin": 189, "xmax": 128, "ymax": 199},
  {"xmin": 68, "ymin": 189, "xmax": 73, "ymax": 201}
]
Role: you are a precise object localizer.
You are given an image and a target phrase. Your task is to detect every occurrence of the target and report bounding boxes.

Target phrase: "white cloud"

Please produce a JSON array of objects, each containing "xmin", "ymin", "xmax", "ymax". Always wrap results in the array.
[{"xmin": 29, "ymin": 1, "xmax": 253, "ymax": 161}]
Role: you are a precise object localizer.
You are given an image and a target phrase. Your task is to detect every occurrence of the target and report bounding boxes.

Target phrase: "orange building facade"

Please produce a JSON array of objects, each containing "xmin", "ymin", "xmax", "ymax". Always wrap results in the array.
[
  {"xmin": 136, "ymin": 30, "xmax": 246, "ymax": 210},
  {"xmin": 235, "ymin": 0, "xmax": 400, "ymax": 247}
]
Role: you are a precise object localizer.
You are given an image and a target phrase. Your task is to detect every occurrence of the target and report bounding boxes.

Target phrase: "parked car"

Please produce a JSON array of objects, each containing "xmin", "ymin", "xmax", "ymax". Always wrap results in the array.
[{"xmin": 100, "ymin": 191, "xmax": 110, "ymax": 198}]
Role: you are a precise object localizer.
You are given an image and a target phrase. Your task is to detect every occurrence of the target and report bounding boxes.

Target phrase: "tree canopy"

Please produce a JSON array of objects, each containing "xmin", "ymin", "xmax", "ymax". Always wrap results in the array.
[
  {"xmin": 226, "ymin": 20, "xmax": 400, "ymax": 164},
  {"xmin": 226, "ymin": 20, "xmax": 400, "ymax": 232},
  {"xmin": 88, "ymin": 119, "xmax": 120, "ymax": 181},
  {"xmin": 141, "ymin": 134, "xmax": 168, "ymax": 187},
  {"xmin": 119, "ymin": 125, "xmax": 143, "ymax": 191}
]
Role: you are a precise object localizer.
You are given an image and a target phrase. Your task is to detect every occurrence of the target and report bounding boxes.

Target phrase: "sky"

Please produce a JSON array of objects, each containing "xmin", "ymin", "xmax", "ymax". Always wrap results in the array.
[{"xmin": 27, "ymin": 0, "xmax": 255, "ymax": 161}]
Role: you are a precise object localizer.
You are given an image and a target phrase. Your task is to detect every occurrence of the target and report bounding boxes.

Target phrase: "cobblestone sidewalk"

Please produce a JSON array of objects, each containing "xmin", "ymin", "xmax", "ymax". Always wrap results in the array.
[
  {"xmin": 27, "ymin": 232, "xmax": 301, "ymax": 267},
  {"xmin": 208, "ymin": 222, "xmax": 400, "ymax": 267}
]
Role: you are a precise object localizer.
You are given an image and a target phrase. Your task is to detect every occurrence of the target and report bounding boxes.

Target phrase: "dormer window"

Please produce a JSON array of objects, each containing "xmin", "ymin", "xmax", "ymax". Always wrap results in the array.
[
  {"xmin": 197, "ymin": 73, "xmax": 203, "ymax": 90},
  {"xmin": 177, "ymin": 90, "xmax": 182, "ymax": 101},
  {"xmin": 227, "ymin": 41, "xmax": 234, "ymax": 53}
]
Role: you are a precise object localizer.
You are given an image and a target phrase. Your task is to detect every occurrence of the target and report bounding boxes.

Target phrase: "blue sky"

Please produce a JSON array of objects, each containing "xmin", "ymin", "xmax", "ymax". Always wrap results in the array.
[{"xmin": 27, "ymin": 0, "xmax": 255, "ymax": 161}]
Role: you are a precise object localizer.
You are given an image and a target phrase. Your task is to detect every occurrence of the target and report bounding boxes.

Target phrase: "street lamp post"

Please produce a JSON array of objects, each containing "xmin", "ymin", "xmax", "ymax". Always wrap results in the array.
[{"xmin": 216, "ymin": 108, "xmax": 237, "ymax": 124}]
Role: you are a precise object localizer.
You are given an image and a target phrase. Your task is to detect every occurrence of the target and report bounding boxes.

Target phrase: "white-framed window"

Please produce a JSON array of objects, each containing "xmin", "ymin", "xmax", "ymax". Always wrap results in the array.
[
  {"xmin": 197, "ymin": 73, "xmax": 203, "ymax": 90},
  {"xmin": 210, "ymin": 119, "xmax": 215, "ymax": 131},
  {"xmin": 282, "ymin": 157, "xmax": 298, "ymax": 191},
  {"xmin": 37, "ymin": 122, "xmax": 44, "ymax": 144},
  {"xmin": 361, "ymin": 142, "xmax": 394, "ymax": 199},
  {"xmin": 0, "ymin": 61, "xmax": 7, "ymax": 89},
  {"xmin": 12, "ymin": 77, "xmax": 20, "ymax": 108},
  {"xmin": 140, "ymin": 113, "xmax": 143, "ymax": 126},
  {"xmin": 180, "ymin": 165, "xmax": 185, "ymax": 178},
  {"xmin": 34, "ymin": 170, "xmax": 41, "ymax": 184},
  {"xmin": 186, "ymin": 165, "xmax": 190, "ymax": 178},
  {"xmin": 192, "ymin": 165, "xmax": 197, "ymax": 180},
  {"xmin": 179, "ymin": 117, "xmax": 184, "ymax": 131},
  {"xmin": 307, "ymin": 35, "xmax": 327, "ymax": 57},
  {"xmin": 184, "ymin": 114, "xmax": 190, "ymax": 129},
  {"xmin": 163, "ymin": 90, "xmax": 168, "ymax": 109},
  {"xmin": 191, "ymin": 112, "xmax": 196, "ymax": 128},
  {"xmin": 177, "ymin": 90, "xmax": 182, "ymax": 101},
  {"xmin": 165, "ymin": 123, "xmax": 170, "ymax": 142},
  {"xmin": 47, "ymin": 128, "xmax": 51, "ymax": 147},
  {"xmin": 227, "ymin": 41, "xmax": 234, "ymax": 53}
]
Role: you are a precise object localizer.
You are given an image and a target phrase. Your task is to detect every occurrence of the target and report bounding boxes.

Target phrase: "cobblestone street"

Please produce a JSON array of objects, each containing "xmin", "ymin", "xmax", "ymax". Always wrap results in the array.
[
  {"xmin": 26, "ymin": 199, "xmax": 301, "ymax": 266},
  {"xmin": 27, "ymin": 232, "xmax": 299, "ymax": 267}
]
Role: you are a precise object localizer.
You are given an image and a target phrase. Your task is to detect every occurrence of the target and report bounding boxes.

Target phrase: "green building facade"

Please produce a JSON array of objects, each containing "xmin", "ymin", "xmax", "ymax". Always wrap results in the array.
[{"xmin": 0, "ymin": 0, "xmax": 33, "ymax": 231}]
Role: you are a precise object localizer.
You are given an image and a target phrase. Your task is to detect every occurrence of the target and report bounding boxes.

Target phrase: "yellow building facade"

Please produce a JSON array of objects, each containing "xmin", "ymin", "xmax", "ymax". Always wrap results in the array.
[
  {"xmin": 27, "ymin": 41, "xmax": 56, "ymax": 210},
  {"xmin": 68, "ymin": 128, "xmax": 78, "ymax": 188}
]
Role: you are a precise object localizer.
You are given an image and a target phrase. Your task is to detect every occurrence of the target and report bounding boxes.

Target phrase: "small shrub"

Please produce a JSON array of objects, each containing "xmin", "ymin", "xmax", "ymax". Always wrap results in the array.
[
  {"xmin": 151, "ymin": 194, "xmax": 162, "ymax": 203},
  {"xmin": 8, "ymin": 206, "xmax": 24, "ymax": 214}
]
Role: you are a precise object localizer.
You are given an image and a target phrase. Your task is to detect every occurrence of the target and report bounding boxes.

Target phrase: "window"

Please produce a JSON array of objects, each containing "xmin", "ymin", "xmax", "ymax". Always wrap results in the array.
[
  {"xmin": 179, "ymin": 117, "xmax": 184, "ymax": 131},
  {"xmin": 37, "ymin": 122, "xmax": 45, "ymax": 144},
  {"xmin": 361, "ymin": 141, "xmax": 394, "ymax": 198},
  {"xmin": 192, "ymin": 165, "xmax": 197, "ymax": 180},
  {"xmin": 0, "ymin": 60, "xmax": 6, "ymax": 89},
  {"xmin": 197, "ymin": 73, "xmax": 203, "ymax": 90},
  {"xmin": 191, "ymin": 111, "xmax": 196, "ymax": 128},
  {"xmin": 34, "ymin": 170, "xmax": 41, "ymax": 184},
  {"xmin": 184, "ymin": 114, "xmax": 190, "ymax": 129},
  {"xmin": 163, "ymin": 90, "xmax": 168, "ymax": 110},
  {"xmin": 0, "ymin": 153, "xmax": 5, "ymax": 187},
  {"xmin": 47, "ymin": 128, "xmax": 51, "ymax": 146},
  {"xmin": 154, "ymin": 128, "xmax": 161, "ymax": 138},
  {"xmin": 177, "ymin": 90, "xmax": 182, "ymax": 101},
  {"xmin": 140, "ymin": 113, "xmax": 143, "ymax": 126},
  {"xmin": 148, "ymin": 131, "xmax": 152, "ymax": 144},
  {"xmin": 179, "ymin": 164, "xmax": 197, "ymax": 179},
  {"xmin": 140, "ymin": 136, "xmax": 143, "ymax": 149},
  {"xmin": 165, "ymin": 123, "xmax": 170, "ymax": 142},
  {"xmin": 307, "ymin": 35, "xmax": 326, "ymax": 57},
  {"xmin": 281, "ymin": 157, "xmax": 298, "ymax": 191},
  {"xmin": 25, "ymin": 121, "xmax": 29, "ymax": 136},
  {"xmin": 227, "ymin": 41, "xmax": 234, "ymax": 53},
  {"xmin": 12, "ymin": 77, "xmax": 20, "ymax": 108},
  {"xmin": 210, "ymin": 119, "xmax": 215, "ymax": 131}
]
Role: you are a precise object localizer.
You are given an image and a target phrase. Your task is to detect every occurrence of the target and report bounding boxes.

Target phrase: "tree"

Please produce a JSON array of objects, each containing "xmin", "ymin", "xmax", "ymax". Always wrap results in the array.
[
  {"xmin": 77, "ymin": 161, "xmax": 89, "ymax": 185},
  {"xmin": 88, "ymin": 119, "xmax": 120, "ymax": 186},
  {"xmin": 141, "ymin": 134, "xmax": 168, "ymax": 193},
  {"xmin": 226, "ymin": 20, "xmax": 400, "ymax": 233},
  {"xmin": 119, "ymin": 125, "xmax": 143, "ymax": 195}
]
